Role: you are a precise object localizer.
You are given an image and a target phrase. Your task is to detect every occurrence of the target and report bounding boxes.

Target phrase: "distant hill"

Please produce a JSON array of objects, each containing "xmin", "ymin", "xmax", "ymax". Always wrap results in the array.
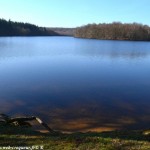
[
  {"xmin": 0, "ymin": 19, "xmax": 59, "ymax": 36},
  {"xmin": 75, "ymin": 22, "xmax": 150, "ymax": 41},
  {"xmin": 48, "ymin": 27, "xmax": 75, "ymax": 36}
]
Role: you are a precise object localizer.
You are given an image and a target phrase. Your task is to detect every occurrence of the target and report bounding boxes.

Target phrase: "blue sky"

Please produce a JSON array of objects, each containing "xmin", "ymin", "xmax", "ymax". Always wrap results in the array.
[{"xmin": 0, "ymin": 0, "xmax": 149, "ymax": 27}]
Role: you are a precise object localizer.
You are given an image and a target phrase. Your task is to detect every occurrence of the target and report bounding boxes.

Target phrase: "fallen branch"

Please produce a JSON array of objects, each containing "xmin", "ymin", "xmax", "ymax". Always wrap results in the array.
[{"xmin": 0, "ymin": 114, "xmax": 54, "ymax": 133}]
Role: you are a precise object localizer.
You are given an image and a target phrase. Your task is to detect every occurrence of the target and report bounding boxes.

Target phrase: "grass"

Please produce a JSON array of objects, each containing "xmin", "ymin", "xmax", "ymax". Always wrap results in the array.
[{"xmin": 0, "ymin": 125, "xmax": 150, "ymax": 150}]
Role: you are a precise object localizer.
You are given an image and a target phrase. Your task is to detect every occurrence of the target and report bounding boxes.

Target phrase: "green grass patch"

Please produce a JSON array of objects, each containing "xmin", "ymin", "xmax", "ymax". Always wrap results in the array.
[{"xmin": 0, "ymin": 125, "xmax": 150, "ymax": 150}]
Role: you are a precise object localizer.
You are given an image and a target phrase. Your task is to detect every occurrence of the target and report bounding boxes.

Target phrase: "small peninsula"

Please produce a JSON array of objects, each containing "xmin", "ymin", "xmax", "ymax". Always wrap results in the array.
[{"xmin": 74, "ymin": 22, "xmax": 150, "ymax": 41}]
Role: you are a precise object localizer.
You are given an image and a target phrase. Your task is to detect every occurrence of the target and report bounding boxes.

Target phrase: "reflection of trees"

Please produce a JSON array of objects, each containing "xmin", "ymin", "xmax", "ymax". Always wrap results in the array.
[
  {"xmin": 109, "ymin": 51, "xmax": 148, "ymax": 59},
  {"xmin": 75, "ymin": 40, "xmax": 150, "ymax": 59},
  {"xmin": 81, "ymin": 49, "xmax": 148, "ymax": 59},
  {"xmin": 0, "ymin": 37, "xmax": 150, "ymax": 60}
]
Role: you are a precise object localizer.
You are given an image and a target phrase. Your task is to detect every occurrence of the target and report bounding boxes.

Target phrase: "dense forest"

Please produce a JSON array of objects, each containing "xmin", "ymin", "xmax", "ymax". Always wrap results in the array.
[
  {"xmin": 0, "ymin": 19, "xmax": 58, "ymax": 36},
  {"xmin": 74, "ymin": 22, "xmax": 150, "ymax": 41}
]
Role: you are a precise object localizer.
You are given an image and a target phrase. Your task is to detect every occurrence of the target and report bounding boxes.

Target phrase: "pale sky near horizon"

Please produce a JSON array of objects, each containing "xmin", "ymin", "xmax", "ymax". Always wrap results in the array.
[{"xmin": 0, "ymin": 0, "xmax": 149, "ymax": 27}]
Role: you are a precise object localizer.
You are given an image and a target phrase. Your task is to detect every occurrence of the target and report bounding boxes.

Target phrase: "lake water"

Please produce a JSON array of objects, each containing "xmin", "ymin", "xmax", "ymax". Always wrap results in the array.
[{"xmin": 0, "ymin": 36, "xmax": 150, "ymax": 132}]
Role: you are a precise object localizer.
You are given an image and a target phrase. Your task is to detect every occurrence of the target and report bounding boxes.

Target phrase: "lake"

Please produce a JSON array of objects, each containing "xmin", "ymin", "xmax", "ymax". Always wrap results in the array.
[{"xmin": 0, "ymin": 36, "xmax": 150, "ymax": 132}]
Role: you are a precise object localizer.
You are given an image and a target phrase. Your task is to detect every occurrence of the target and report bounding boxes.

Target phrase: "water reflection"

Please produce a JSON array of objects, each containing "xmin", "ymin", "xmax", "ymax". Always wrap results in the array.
[
  {"xmin": 0, "ymin": 97, "xmax": 150, "ymax": 132},
  {"xmin": 0, "ymin": 37, "xmax": 150, "ymax": 132},
  {"xmin": 74, "ymin": 38, "xmax": 150, "ymax": 59},
  {"xmin": 0, "ymin": 37, "xmax": 150, "ymax": 59}
]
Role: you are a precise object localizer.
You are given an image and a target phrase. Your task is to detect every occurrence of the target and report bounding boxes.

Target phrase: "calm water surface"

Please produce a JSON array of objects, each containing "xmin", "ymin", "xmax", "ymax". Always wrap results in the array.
[{"xmin": 0, "ymin": 37, "xmax": 150, "ymax": 132}]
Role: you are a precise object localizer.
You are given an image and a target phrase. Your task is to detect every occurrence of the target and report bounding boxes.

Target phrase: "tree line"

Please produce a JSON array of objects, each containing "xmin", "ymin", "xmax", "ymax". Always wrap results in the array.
[
  {"xmin": 0, "ymin": 18, "xmax": 58, "ymax": 36},
  {"xmin": 74, "ymin": 22, "xmax": 150, "ymax": 41}
]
